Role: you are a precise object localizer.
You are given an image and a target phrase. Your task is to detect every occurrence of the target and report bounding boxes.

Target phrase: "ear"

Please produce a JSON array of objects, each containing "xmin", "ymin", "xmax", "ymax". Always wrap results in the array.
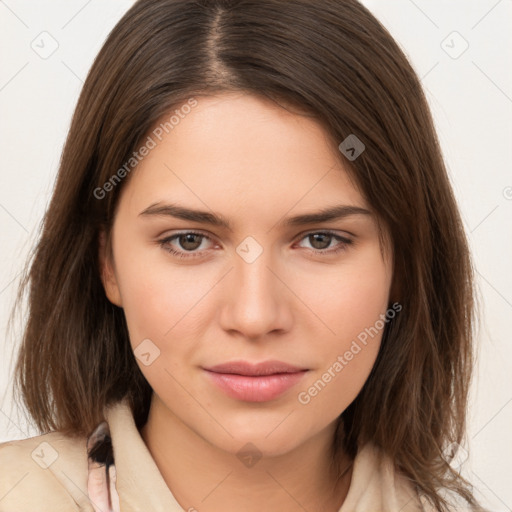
[{"xmin": 98, "ymin": 229, "xmax": 123, "ymax": 307}]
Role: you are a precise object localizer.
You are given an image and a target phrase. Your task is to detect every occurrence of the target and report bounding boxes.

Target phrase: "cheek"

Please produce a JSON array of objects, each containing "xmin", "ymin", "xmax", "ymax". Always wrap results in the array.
[
  {"xmin": 301, "ymin": 247, "xmax": 392, "ymax": 345},
  {"xmin": 116, "ymin": 271, "xmax": 174, "ymax": 344},
  {"xmin": 294, "ymin": 250, "xmax": 391, "ymax": 412},
  {"xmin": 296, "ymin": 337, "xmax": 381, "ymax": 425},
  {"xmin": 114, "ymin": 260, "xmax": 209, "ymax": 395},
  {"xmin": 112, "ymin": 238, "xmax": 213, "ymax": 344},
  {"xmin": 296, "ymin": 292, "xmax": 388, "ymax": 422}
]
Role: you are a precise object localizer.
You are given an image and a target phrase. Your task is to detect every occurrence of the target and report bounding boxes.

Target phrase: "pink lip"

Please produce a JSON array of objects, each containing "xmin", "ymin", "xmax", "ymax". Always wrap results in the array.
[
  {"xmin": 205, "ymin": 360, "xmax": 307, "ymax": 376},
  {"xmin": 203, "ymin": 360, "xmax": 308, "ymax": 402}
]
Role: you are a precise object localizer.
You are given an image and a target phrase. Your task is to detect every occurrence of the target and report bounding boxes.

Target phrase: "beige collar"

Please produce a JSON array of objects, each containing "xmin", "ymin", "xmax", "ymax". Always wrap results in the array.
[{"xmin": 103, "ymin": 398, "xmax": 422, "ymax": 512}]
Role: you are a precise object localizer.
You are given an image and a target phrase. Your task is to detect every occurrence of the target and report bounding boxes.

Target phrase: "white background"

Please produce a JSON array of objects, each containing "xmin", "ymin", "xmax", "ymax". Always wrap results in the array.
[{"xmin": 1, "ymin": 1, "xmax": 511, "ymax": 510}]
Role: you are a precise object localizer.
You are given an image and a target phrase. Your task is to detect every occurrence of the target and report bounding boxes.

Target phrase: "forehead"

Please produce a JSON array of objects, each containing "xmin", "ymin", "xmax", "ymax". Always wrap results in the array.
[{"xmin": 117, "ymin": 93, "xmax": 369, "ymax": 223}]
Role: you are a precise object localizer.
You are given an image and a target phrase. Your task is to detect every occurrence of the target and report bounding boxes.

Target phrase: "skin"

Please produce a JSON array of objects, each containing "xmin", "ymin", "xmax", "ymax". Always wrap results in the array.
[{"xmin": 99, "ymin": 92, "xmax": 394, "ymax": 512}]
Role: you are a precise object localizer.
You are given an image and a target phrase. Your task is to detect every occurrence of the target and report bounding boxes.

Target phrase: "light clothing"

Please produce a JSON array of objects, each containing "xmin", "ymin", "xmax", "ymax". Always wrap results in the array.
[{"xmin": 0, "ymin": 398, "xmax": 425, "ymax": 511}]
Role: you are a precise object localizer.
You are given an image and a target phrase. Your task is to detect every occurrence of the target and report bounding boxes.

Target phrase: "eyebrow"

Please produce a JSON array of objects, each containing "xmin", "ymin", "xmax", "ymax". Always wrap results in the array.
[{"xmin": 138, "ymin": 202, "xmax": 372, "ymax": 230}]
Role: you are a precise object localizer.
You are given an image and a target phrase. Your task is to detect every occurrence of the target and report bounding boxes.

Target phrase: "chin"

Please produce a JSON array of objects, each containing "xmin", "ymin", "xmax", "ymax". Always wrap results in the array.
[{"xmin": 200, "ymin": 420, "xmax": 306, "ymax": 459}]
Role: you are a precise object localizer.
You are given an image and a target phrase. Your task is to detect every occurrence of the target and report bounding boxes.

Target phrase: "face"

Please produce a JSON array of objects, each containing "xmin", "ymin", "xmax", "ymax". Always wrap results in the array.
[{"xmin": 99, "ymin": 92, "xmax": 393, "ymax": 457}]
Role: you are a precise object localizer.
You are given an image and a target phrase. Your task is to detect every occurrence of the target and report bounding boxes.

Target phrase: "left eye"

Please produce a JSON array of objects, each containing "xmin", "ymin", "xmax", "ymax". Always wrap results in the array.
[
  {"xmin": 159, "ymin": 232, "xmax": 211, "ymax": 258},
  {"xmin": 158, "ymin": 231, "xmax": 353, "ymax": 259},
  {"xmin": 296, "ymin": 232, "xmax": 352, "ymax": 252}
]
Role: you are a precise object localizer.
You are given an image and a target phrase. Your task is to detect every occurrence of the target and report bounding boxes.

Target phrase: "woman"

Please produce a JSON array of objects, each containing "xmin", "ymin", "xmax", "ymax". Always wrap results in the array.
[{"xmin": 0, "ymin": 0, "xmax": 485, "ymax": 510}]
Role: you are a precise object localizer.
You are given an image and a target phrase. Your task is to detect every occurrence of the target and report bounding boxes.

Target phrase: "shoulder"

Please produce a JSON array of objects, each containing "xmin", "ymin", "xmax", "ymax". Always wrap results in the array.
[
  {"xmin": 344, "ymin": 442, "xmax": 426, "ymax": 511},
  {"xmin": 348, "ymin": 443, "xmax": 472, "ymax": 512},
  {"xmin": 0, "ymin": 431, "xmax": 93, "ymax": 511}
]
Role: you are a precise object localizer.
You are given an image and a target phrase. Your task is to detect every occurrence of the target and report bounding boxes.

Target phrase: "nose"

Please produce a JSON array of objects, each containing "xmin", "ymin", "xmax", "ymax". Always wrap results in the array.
[{"xmin": 218, "ymin": 245, "xmax": 293, "ymax": 340}]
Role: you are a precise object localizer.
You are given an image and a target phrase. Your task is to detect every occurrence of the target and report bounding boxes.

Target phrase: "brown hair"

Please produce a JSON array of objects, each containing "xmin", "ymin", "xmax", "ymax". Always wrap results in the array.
[{"xmin": 8, "ymin": 0, "xmax": 483, "ymax": 510}]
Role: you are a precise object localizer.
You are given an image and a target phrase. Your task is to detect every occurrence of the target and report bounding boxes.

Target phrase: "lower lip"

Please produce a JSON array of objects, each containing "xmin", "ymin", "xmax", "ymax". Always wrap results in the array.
[{"xmin": 204, "ymin": 370, "xmax": 308, "ymax": 402}]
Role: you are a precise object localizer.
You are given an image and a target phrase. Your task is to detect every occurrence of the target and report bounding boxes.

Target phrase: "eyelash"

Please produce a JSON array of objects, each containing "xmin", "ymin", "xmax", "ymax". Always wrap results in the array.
[{"xmin": 158, "ymin": 230, "xmax": 353, "ymax": 260}]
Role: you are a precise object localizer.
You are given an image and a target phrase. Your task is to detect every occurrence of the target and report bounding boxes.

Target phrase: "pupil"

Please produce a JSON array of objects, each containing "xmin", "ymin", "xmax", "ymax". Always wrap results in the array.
[
  {"xmin": 180, "ymin": 234, "xmax": 201, "ymax": 250},
  {"xmin": 311, "ymin": 233, "xmax": 330, "ymax": 250}
]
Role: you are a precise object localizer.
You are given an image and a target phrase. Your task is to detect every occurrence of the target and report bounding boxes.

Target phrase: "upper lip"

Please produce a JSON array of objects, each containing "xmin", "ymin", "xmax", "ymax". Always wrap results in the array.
[{"xmin": 204, "ymin": 360, "xmax": 308, "ymax": 376}]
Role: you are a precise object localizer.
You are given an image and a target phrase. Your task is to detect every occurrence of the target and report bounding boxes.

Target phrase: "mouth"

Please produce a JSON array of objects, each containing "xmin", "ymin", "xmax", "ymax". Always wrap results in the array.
[{"xmin": 203, "ymin": 360, "xmax": 309, "ymax": 402}]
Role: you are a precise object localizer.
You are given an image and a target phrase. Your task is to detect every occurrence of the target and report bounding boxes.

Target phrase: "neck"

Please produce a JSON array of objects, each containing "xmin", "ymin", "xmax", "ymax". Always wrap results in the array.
[{"xmin": 140, "ymin": 394, "xmax": 353, "ymax": 512}]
